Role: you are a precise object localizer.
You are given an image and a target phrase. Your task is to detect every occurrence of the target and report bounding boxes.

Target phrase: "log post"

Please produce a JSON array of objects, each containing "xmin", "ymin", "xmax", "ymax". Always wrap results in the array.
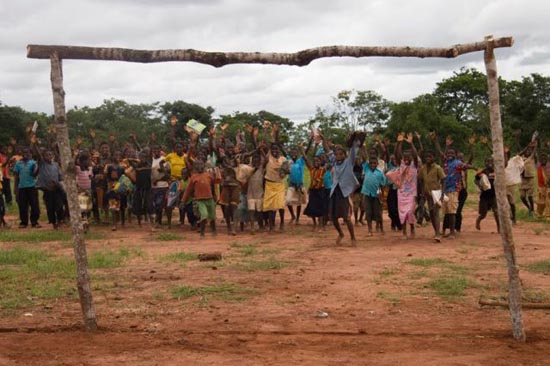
[
  {"xmin": 50, "ymin": 52, "xmax": 98, "ymax": 331},
  {"xmin": 484, "ymin": 36, "xmax": 525, "ymax": 342}
]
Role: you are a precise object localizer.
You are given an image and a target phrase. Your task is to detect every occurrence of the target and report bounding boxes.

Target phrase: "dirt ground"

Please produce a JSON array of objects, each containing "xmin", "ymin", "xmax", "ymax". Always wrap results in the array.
[{"xmin": 1, "ymin": 205, "xmax": 550, "ymax": 366}]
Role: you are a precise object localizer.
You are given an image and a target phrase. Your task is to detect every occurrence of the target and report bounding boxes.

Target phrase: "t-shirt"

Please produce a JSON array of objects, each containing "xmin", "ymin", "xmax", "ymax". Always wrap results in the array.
[
  {"xmin": 247, "ymin": 167, "xmax": 265, "ymax": 200},
  {"xmin": 443, "ymin": 158, "xmax": 465, "ymax": 193},
  {"xmin": 323, "ymin": 166, "xmax": 332, "ymax": 189},
  {"xmin": 418, "ymin": 163, "xmax": 446, "ymax": 194},
  {"xmin": 309, "ymin": 166, "xmax": 327, "ymax": 190},
  {"xmin": 164, "ymin": 152, "xmax": 186, "ymax": 180},
  {"xmin": 181, "ymin": 172, "xmax": 215, "ymax": 202},
  {"xmin": 288, "ymin": 157, "xmax": 305, "ymax": 186},
  {"xmin": 13, "ymin": 159, "xmax": 37, "ymax": 189},
  {"xmin": 151, "ymin": 157, "xmax": 169, "ymax": 188},
  {"xmin": 361, "ymin": 167, "xmax": 386, "ymax": 198},
  {"xmin": 265, "ymin": 152, "xmax": 286, "ymax": 182},
  {"xmin": 505, "ymin": 155, "xmax": 524, "ymax": 186},
  {"xmin": 76, "ymin": 166, "xmax": 93, "ymax": 190},
  {"xmin": 36, "ymin": 160, "xmax": 62, "ymax": 189}
]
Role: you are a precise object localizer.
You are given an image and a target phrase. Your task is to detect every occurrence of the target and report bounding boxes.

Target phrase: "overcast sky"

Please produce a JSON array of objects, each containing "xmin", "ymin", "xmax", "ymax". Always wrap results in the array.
[{"xmin": 1, "ymin": 0, "xmax": 549, "ymax": 122}]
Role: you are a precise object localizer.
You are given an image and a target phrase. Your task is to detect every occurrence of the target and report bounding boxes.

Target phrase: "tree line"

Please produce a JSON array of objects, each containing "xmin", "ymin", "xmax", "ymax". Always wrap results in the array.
[{"xmin": 1, "ymin": 68, "xmax": 549, "ymax": 156}]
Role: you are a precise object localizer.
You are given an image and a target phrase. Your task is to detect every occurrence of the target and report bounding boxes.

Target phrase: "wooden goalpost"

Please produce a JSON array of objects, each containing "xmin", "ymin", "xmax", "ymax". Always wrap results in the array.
[{"xmin": 26, "ymin": 35, "xmax": 525, "ymax": 341}]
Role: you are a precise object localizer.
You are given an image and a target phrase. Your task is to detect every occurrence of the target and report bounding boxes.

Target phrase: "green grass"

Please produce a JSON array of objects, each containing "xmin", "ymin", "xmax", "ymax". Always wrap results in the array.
[
  {"xmin": 523, "ymin": 288, "xmax": 550, "ymax": 303},
  {"xmin": 0, "ymin": 230, "xmax": 105, "ymax": 243},
  {"xmin": 0, "ymin": 247, "xmax": 77, "ymax": 311},
  {"xmin": 156, "ymin": 232, "xmax": 184, "ymax": 241},
  {"xmin": 160, "ymin": 251, "xmax": 198, "ymax": 264},
  {"xmin": 407, "ymin": 258, "xmax": 448, "ymax": 267},
  {"xmin": 232, "ymin": 257, "xmax": 288, "ymax": 272},
  {"xmin": 379, "ymin": 267, "xmax": 399, "ymax": 278},
  {"xmin": 88, "ymin": 247, "xmax": 144, "ymax": 269},
  {"xmin": 171, "ymin": 283, "xmax": 255, "ymax": 302},
  {"xmin": 230, "ymin": 241, "xmax": 260, "ymax": 256},
  {"xmin": 525, "ymin": 260, "xmax": 550, "ymax": 275},
  {"xmin": 428, "ymin": 275, "xmax": 471, "ymax": 300},
  {"xmin": 377, "ymin": 291, "xmax": 401, "ymax": 304}
]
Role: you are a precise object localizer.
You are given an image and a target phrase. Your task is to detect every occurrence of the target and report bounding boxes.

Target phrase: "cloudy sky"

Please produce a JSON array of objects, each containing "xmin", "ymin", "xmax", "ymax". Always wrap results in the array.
[{"xmin": 1, "ymin": 0, "xmax": 549, "ymax": 122}]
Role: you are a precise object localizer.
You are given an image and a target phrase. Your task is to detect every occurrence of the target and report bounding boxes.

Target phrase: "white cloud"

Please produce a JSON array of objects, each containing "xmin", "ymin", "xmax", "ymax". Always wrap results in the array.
[{"xmin": 1, "ymin": 0, "xmax": 549, "ymax": 123}]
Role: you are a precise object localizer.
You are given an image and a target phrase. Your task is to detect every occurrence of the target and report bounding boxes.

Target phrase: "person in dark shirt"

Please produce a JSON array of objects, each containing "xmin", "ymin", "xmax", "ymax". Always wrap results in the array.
[{"xmin": 475, "ymin": 157, "xmax": 500, "ymax": 233}]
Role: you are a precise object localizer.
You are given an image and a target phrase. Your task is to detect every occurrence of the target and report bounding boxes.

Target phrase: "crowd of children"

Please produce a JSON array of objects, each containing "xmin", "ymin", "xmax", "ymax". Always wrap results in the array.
[{"xmin": 1, "ymin": 121, "xmax": 550, "ymax": 244}]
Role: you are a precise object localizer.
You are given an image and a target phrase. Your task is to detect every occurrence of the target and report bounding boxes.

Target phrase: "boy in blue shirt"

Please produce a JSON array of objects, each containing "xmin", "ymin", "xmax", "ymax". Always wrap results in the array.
[
  {"xmin": 361, "ymin": 156, "xmax": 387, "ymax": 236},
  {"xmin": 13, "ymin": 148, "xmax": 41, "ymax": 228},
  {"xmin": 286, "ymin": 146, "xmax": 307, "ymax": 225}
]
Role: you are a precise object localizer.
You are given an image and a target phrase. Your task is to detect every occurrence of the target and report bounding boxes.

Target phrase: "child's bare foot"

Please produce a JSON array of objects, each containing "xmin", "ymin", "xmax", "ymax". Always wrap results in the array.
[
  {"xmin": 368, "ymin": 231, "xmax": 374, "ymax": 237},
  {"xmin": 350, "ymin": 239, "xmax": 357, "ymax": 246},
  {"xmin": 434, "ymin": 236, "xmax": 441, "ymax": 243},
  {"xmin": 402, "ymin": 235, "xmax": 408, "ymax": 240},
  {"xmin": 336, "ymin": 235, "xmax": 344, "ymax": 245}
]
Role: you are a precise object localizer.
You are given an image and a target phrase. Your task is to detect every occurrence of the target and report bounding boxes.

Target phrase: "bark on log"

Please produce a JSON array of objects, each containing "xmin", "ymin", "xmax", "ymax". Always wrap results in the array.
[
  {"xmin": 484, "ymin": 36, "xmax": 525, "ymax": 342},
  {"xmin": 198, "ymin": 252, "xmax": 223, "ymax": 261},
  {"xmin": 27, "ymin": 37, "xmax": 513, "ymax": 67},
  {"xmin": 50, "ymin": 53, "xmax": 98, "ymax": 331},
  {"xmin": 479, "ymin": 298, "xmax": 550, "ymax": 310}
]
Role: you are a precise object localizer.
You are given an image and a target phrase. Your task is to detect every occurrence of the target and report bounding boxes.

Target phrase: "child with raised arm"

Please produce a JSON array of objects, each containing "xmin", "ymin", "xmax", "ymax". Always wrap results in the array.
[
  {"xmin": 361, "ymin": 156, "xmax": 387, "ymax": 236},
  {"xmin": 475, "ymin": 157, "xmax": 500, "ymax": 232},
  {"xmin": 328, "ymin": 132, "xmax": 365, "ymax": 245},
  {"xmin": 303, "ymin": 146, "xmax": 328, "ymax": 231},
  {"xmin": 388, "ymin": 133, "xmax": 418, "ymax": 240},
  {"xmin": 180, "ymin": 159, "xmax": 218, "ymax": 239}
]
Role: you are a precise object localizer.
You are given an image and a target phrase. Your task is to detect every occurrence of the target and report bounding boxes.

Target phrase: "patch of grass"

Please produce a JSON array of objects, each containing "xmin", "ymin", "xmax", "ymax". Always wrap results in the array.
[
  {"xmin": 428, "ymin": 274, "xmax": 471, "ymax": 300},
  {"xmin": 409, "ymin": 269, "xmax": 429, "ymax": 280},
  {"xmin": 532, "ymin": 227, "xmax": 545, "ymax": 236},
  {"xmin": 88, "ymin": 247, "xmax": 143, "ymax": 269},
  {"xmin": 379, "ymin": 267, "xmax": 399, "ymax": 278},
  {"xmin": 377, "ymin": 291, "xmax": 401, "ymax": 304},
  {"xmin": 171, "ymin": 283, "xmax": 254, "ymax": 302},
  {"xmin": 523, "ymin": 289, "xmax": 550, "ymax": 303},
  {"xmin": 0, "ymin": 230, "xmax": 105, "ymax": 244},
  {"xmin": 239, "ymin": 245, "xmax": 257, "ymax": 256},
  {"xmin": 156, "ymin": 232, "xmax": 184, "ymax": 241},
  {"xmin": 233, "ymin": 257, "xmax": 288, "ymax": 272},
  {"xmin": 408, "ymin": 258, "xmax": 448, "ymax": 267},
  {"xmin": 525, "ymin": 260, "xmax": 550, "ymax": 275},
  {"xmin": 0, "ymin": 246, "xmax": 49, "ymax": 265},
  {"xmin": 0, "ymin": 247, "xmax": 77, "ymax": 311},
  {"xmin": 161, "ymin": 251, "xmax": 198, "ymax": 264}
]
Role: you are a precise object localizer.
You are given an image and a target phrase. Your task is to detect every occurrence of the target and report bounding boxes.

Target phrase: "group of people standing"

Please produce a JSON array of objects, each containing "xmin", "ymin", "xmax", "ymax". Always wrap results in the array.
[{"xmin": 1, "ymin": 121, "xmax": 549, "ymax": 245}]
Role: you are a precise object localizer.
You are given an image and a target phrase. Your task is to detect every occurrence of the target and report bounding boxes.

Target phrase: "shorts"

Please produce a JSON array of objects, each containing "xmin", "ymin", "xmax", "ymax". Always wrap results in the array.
[
  {"xmin": 196, "ymin": 198, "xmax": 216, "ymax": 221},
  {"xmin": 286, "ymin": 185, "xmax": 308, "ymax": 206},
  {"xmin": 219, "ymin": 185, "xmax": 240, "ymax": 206},
  {"xmin": 442, "ymin": 191, "xmax": 459, "ymax": 215},
  {"xmin": 247, "ymin": 198, "xmax": 263, "ymax": 212},
  {"xmin": 520, "ymin": 177, "xmax": 534, "ymax": 196}
]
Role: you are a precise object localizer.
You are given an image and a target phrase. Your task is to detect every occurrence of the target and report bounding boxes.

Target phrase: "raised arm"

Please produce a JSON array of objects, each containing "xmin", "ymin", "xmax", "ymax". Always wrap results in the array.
[
  {"xmin": 395, "ymin": 133, "xmax": 404, "ymax": 165},
  {"xmin": 430, "ymin": 131, "xmax": 445, "ymax": 163},
  {"xmin": 406, "ymin": 132, "xmax": 419, "ymax": 166}
]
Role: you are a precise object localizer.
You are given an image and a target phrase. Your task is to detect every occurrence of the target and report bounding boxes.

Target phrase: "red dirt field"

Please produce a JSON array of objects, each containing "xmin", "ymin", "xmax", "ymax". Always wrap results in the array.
[{"xmin": 1, "ymin": 206, "xmax": 550, "ymax": 366}]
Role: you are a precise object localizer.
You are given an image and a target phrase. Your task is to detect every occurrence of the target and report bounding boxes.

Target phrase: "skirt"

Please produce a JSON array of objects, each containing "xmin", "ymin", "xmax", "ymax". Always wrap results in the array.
[
  {"xmin": 328, "ymin": 185, "xmax": 351, "ymax": 219},
  {"xmin": 304, "ymin": 188, "xmax": 327, "ymax": 217},
  {"xmin": 263, "ymin": 180, "xmax": 286, "ymax": 211}
]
